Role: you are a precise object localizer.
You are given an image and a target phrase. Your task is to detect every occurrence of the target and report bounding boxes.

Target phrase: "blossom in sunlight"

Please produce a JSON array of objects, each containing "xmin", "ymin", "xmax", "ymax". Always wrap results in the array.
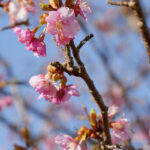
[
  {"xmin": 8, "ymin": 1, "xmax": 28, "ymax": 23},
  {"xmin": 108, "ymin": 105, "xmax": 119, "ymax": 119},
  {"xmin": 111, "ymin": 116, "xmax": 131, "ymax": 144},
  {"xmin": 46, "ymin": 7, "xmax": 80, "ymax": 45},
  {"xmin": 55, "ymin": 134, "xmax": 81, "ymax": 150},
  {"xmin": 29, "ymin": 74, "xmax": 57, "ymax": 100},
  {"xmin": 0, "ymin": 96, "xmax": 13, "ymax": 111},
  {"xmin": 8, "ymin": 1, "xmax": 18, "ymax": 14},
  {"xmin": 50, "ymin": 85, "xmax": 80, "ymax": 104},
  {"xmin": 26, "ymin": 38, "xmax": 46, "ymax": 57},
  {"xmin": 16, "ymin": 7, "xmax": 28, "ymax": 21},
  {"xmin": 8, "ymin": 0, "xmax": 36, "ymax": 24},
  {"xmin": 13, "ymin": 27, "xmax": 34, "ymax": 44},
  {"xmin": 74, "ymin": 0, "xmax": 92, "ymax": 21}
]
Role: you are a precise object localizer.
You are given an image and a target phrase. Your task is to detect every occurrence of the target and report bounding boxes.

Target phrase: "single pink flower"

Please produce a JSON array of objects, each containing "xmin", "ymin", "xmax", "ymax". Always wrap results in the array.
[
  {"xmin": 46, "ymin": 7, "xmax": 80, "ymax": 45},
  {"xmin": 75, "ymin": 0, "xmax": 92, "ymax": 22},
  {"xmin": 13, "ymin": 27, "xmax": 34, "ymax": 44},
  {"xmin": 55, "ymin": 134, "xmax": 81, "ymax": 150},
  {"xmin": 29, "ymin": 74, "xmax": 79, "ymax": 104},
  {"xmin": 26, "ymin": 38, "xmax": 46, "ymax": 57},
  {"xmin": 50, "ymin": 85, "xmax": 80, "ymax": 104},
  {"xmin": 112, "ymin": 116, "xmax": 131, "ymax": 144},
  {"xmin": 29, "ymin": 74, "xmax": 57, "ymax": 100},
  {"xmin": 0, "ymin": 96, "xmax": 13, "ymax": 110},
  {"xmin": 108, "ymin": 105, "xmax": 119, "ymax": 119}
]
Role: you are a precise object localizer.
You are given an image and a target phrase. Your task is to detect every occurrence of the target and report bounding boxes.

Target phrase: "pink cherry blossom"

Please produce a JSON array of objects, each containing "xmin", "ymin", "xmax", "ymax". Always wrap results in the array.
[
  {"xmin": 50, "ymin": 85, "xmax": 80, "ymax": 104},
  {"xmin": 75, "ymin": 0, "xmax": 92, "ymax": 22},
  {"xmin": 13, "ymin": 27, "xmax": 34, "ymax": 44},
  {"xmin": 26, "ymin": 38, "xmax": 46, "ymax": 57},
  {"xmin": 29, "ymin": 74, "xmax": 57, "ymax": 100},
  {"xmin": 46, "ymin": 7, "xmax": 80, "ymax": 45},
  {"xmin": 55, "ymin": 134, "xmax": 81, "ymax": 150},
  {"xmin": 112, "ymin": 116, "xmax": 131, "ymax": 144},
  {"xmin": 108, "ymin": 105, "xmax": 119, "ymax": 119},
  {"xmin": 29, "ymin": 74, "xmax": 80, "ymax": 104},
  {"xmin": 0, "ymin": 96, "xmax": 13, "ymax": 111}
]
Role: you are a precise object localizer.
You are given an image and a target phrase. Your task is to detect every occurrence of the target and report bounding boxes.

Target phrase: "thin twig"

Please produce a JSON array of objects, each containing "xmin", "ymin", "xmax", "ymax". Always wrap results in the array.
[
  {"xmin": 51, "ymin": 61, "xmax": 80, "ymax": 77},
  {"xmin": 77, "ymin": 33, "xmax": 94, "ymax": 50},
  {"xmin": 107, "ymin": 0, "xmax": 133, "ymax": 7},
  {"xmin": 0, "ymin": 19, "xmax": 29, "ymax": 31},
  {"xmin": 83, "ymin": 106, "xmax": 90, "ymax": 121}
]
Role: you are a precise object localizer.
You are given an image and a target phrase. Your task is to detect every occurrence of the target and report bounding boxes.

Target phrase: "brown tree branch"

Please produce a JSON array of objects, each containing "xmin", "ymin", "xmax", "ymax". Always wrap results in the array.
[
  {"xmin": 69, "ymin": 40, "xmax": 112, "ymax": 145},
  {"xmin": 51, "ymin": 38, "xmax": 112, "ymax": 146},
  {"xmin": 107, "ymin": 0, "xmax": 150, "ymax": 63},
  {"xmin": 64, "ymin": 45, "xmax": 74, "ymax": 69}
]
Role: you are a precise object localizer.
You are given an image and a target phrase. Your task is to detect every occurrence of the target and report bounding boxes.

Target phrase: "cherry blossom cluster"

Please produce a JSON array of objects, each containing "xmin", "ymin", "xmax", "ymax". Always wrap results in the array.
[
  {"xmin": 29, "ymin": 65, "xmax": 80, "ymax": 104},
  {"xmin": 8, "ymin": 0, "xmax": 133, "ymax": 149},
  {"xmin": 13, "ymin": 0, "xmax": 92, "ymax": 57},
  {"xmin": 55, "ymin": 105, "xmax": 131, "ymax": 149},
  {"xmin": 1, "ymin": 0, "xmax": 36, "ymax": 24}
]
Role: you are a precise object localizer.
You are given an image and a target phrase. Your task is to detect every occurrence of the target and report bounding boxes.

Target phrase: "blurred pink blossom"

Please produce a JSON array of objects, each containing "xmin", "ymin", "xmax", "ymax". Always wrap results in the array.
[
  {"xmin": 26, "ymin": 4, "xmax": 36, "ymax": 13},
  {"xmin": 108, "ymin": 105, "xmax": 119, "ymax": 119},
  {"xmin": 43, "ymin": 136, "xmax": 55, "ymax": 150},
  {"xmin": 112, "ymin": 116, "xmax": 131, "ymax": 144},
  {"xmin": 16, "ymin": 7, "xmax": 28, "ymax": 21},
  {"xmin": 0, "ymin": 96, "xmax": 13, "ymax": 111},
  {"xmin": 132, "ymin": 131, "xmax": 148, "ymax": 142},
  {"xmin": 109, "ymin": 85, "xmax": 124, "ymax": 107},
  {"xmin": 46, "ymin": 7, "xmax": 80, "ymax": 45},
  {"xmin": 55, "ymin": 134, "xmax": 81, "ymax": 150},
  {"xmin": 8, "ymin": 0, "xmax": 35, "ymax": 24},
  {"xmin": 8, "ymin": 1, "xmax": 28, "ymax": 23}
]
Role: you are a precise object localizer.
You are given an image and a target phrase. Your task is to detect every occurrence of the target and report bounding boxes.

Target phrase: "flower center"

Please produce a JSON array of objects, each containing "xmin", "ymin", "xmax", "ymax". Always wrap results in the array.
[
  {"xmin": 57, "ymin": 89, "xmax": 65, "ymax": 99},
  {"xmin": 56, "ymin": 20, "xmax": 63, "ymax": 29}
]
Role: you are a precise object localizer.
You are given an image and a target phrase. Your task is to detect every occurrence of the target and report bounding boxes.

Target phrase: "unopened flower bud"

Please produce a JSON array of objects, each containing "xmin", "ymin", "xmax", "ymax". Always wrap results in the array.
[
  {"xmin": 49, "ymin": 0, "xmax": 60, "ymax": 9},
  {"xmin": 52, "ymin": 73, "xmax": 61, "ymax": 82},
  {"xmin": 40, "ymin": 13, "xmax": 49, "ymax": 24},
  {"xmin": 39, "ymin": 32, "xmax": 45, "ymax": 41}
]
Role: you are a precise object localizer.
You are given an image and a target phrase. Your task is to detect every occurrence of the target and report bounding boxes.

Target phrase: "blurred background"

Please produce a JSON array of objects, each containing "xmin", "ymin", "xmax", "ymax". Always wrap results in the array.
[{"xmin": 0, "ymin": 0, "xmax": 150, "ymax": 149}]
